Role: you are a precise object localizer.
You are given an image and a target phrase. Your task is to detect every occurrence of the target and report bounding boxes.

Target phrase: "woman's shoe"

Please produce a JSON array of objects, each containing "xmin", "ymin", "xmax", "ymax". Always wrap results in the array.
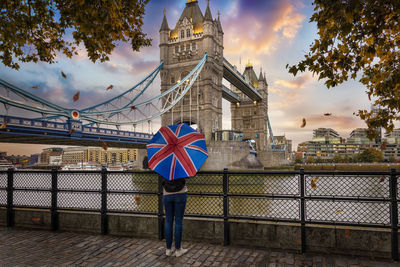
[
  {"xmin": 175, "ymin": 248, "xmax": 188, "ymax": 257},
  {"xmin": 166, "ymin": 249, "xmax": 174, "ymax": 256}
]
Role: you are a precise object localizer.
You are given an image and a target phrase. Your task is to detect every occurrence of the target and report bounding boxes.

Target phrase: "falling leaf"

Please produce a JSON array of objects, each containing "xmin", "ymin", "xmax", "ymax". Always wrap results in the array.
[
  {"xmin": 324, "ymin": 113, "xmax": 332, "ymax": 116},
  {"xmin": 380, "ymin": 141, "xmax": 387, "ymax": 150},
  {"xmin": 135, "ymin": 195, "xmax": 141, "ymax": 206},
  {"xmin": 336, "ymin": 210, "xmax": 343, "ymax": 214},
  {"xmin": 73, "ymin": 91, "xmax": 80, "ymax": 102},
  {"xmin": 0, "ymin": 123, "xmax": 6, "ymax": 129},
  {"xmin": 301, "ymin": 118, "xmax": 306, "ymax": 128},
  {"xmin": 130, "ymin": 106, "xmax": 136, "ymax": 110},
  {"xmin": 311, "ymin": 177, "xmax": 318, "ymax": 190},
  {"xmin": 379, "ymin": 177, "xmax": 385, "ymax": 183},
  {"xmin": 69, "ymin": 129, "xmax": 75, "ymax": 135},
  {"xmin": 345, "ymin": 229, "xmax": 350, "ymax": 238},
  {"xmin": 106, "ymin": 85, "xmax": 114, "ymax": 90},
  {"xmin": 32, "ymin": 85, "xmax": 39, "ymax": 89},
  {"xmin": 102, "ymin": 141, "xmax": 108, "ymax": 151},
  {"xmin": 61, "ymin": 71, "xmax": 67, "ymax": 78}
]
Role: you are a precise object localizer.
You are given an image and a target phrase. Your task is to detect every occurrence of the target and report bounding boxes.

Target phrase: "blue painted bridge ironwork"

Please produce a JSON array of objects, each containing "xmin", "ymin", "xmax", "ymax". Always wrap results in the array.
[{"xmin": 0, "ymin": 115, "xmax": 152, "ymax": 148}]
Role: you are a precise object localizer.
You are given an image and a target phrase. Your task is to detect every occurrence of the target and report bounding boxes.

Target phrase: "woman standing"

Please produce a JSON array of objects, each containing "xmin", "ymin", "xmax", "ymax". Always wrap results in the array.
[{"xmin": 162, "ymin": 178, "xmax": 189, "ymax": 257}]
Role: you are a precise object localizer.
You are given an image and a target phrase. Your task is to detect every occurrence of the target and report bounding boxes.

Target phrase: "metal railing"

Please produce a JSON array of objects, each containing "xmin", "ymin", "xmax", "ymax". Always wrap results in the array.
[{"xmin": 0, "ymin": 168, "xmax": 398, "ymax": 260}]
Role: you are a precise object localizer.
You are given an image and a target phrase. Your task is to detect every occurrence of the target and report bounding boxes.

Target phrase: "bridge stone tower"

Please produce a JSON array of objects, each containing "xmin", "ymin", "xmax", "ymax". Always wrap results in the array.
[
  {"xmin": 231, "ymin": 63, "xmax": 269, "ymax": 151},
  {"xmin": 159, "ymin": 0, "xmax": 224, "ymax": 142}
]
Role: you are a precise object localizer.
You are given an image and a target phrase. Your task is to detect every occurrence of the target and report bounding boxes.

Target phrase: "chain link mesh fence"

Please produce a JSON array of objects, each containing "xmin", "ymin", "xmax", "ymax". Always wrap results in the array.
[
  {"xmin": 14, "ymin": 172, "xmax": 52, "ymax": 190},
  {"xmin": 58, "ymin": 192, "xmax": 101, "ymax": 210},
  {"xmin": 229, "ymin": 173, "xmax": 299, "ymax": 196},
  {"xmin": 230, "ymin": 197, "xmax": 300, "ymax": 220},
  {"xmin": 0, "ymin": 171, "xmax": 6, "ymax": 206},
  {"xmin": 107, "ymin": 172, "xmax": 158, "ymax": 213},
  {"xmin": 58, "ymin": 172, "xmax": 101, "ymax": 191},
  {"xmin": 186, "ymin": 196, "xmax": 223, "ymax": 216},
  {"xmin": 306, "ymin": 200, "xmax": 390, "ymax": 225},
  {"xmin": 14, "ymin": 191, "xmax": 51, "ymax": 208},
  {"xmin": 305, "ymin": 174, "xmax": 390, "ymax": 198}
]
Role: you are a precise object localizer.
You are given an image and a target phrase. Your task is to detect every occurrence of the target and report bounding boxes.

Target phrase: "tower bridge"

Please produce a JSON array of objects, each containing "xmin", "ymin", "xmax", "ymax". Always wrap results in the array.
[
  {"xmin": 160, "ymin": 0, "xmax": 271, "ymax": 153},
  {"xmin": 0, "ymin": 0, "xmax": 290, "ymax": 168}
]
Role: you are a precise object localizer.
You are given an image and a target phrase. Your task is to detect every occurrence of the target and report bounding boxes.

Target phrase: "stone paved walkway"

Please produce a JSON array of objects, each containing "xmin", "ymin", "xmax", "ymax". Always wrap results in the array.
[{"xmin": 0, "ymin": 228, "xmax": 398, "ymax": 267}]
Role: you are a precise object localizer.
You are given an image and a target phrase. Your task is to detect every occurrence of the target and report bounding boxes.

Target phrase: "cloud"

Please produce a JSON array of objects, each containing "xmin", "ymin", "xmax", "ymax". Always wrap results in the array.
[
  {"xmin": 222, "ymin": 0, "xmax": 305, "ymax": 58},
  {"xmin": 275, "ymin": 72, "xmax": 313, "ymax": 89}
]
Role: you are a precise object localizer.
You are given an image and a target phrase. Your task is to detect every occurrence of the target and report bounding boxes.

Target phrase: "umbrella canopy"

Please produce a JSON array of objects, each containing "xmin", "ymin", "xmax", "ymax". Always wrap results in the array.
[{"xmin": 147, "ymin": 123, "xmax": 208, "ymax": 180}]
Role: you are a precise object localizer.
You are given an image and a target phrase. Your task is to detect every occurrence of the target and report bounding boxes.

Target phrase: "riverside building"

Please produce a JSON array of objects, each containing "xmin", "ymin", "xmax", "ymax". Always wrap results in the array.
[{"xmin": 297, "ymin": 128, "xmax": 400, "ymax": 162}]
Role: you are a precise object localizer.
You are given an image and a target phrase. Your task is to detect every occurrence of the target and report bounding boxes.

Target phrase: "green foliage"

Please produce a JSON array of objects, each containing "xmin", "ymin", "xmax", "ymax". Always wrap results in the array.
[
  {"xmin": 306, "ymin": 156, "xmax": 315, "ymax": 163},
  {"xmin": 332, "ymin": 154, "xmax": 343, "ymax": 163},
  {"xmin": 0, "ymin": 0, "xmax": 151, "ymax": 69},
  {"xmin": 354, "ymin": 148, "xmax": 384, "ymax": 163},
  {"xmin": 288, "ymin": 0, "xmax": 400, "ymax": 136},
  {"xmin": 388, "ymin": 155, "xmax": 395, "ymax": 163},
  {"xmin": 294, "ymin": 156, "xmax": 303, "ymax": 164}
]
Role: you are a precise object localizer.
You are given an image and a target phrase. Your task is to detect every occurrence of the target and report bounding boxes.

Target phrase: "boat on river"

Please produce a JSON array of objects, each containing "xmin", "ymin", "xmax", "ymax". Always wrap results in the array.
[
  {"xmin": 0, "ymin": 160, "xmax": 14, "ymax": 170},
  {"xmin": 61, "ymin": 162, "xmax": 102, "ymax": 171}
]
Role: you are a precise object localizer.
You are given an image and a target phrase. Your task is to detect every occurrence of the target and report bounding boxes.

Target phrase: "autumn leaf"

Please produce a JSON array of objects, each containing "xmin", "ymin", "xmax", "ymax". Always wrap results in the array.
[
  {"xmin": 336, "ymin": 210, "xmax": 343, "ymax": 214},
  {"xmin": 135, "ymin": 195, "xmax": 141, "ymax": 206},
  {"xmin": 69, "ymin": 128, "xmax": 75, "ymax": 135},
  {"xmin": 345, "ymin": 229, "xmax": 350, "ymax": 238},
  {"xmin": 301, "ymin": 118, "xmax": 306, "ymax": 128},
  {"xmin": 130, "ymin": 106, "xmax": 137, "ymax": 110},
  {"xmin": 32, "ymin": 85, "xmax": 39, "ymax": 89},
  {"xmin": 106, "ymin": 85, "xmax": 114, "ymax": 90},
  {"xmin": 324, "ymin": 113, "xmax": 332, "ymax": 116},
  {"xmin": 311, "ymin": 177, "xmax": 318, "ymax": 190},
  {"xmin": 379, "ymin": 177, "xmax": 385, "ymax": 183},
  {"xmin": 61, "ymin": 71, "xmax": 67, "ymax": 79},
  {"xmin": 102, "ymin": 141, "xmax": 108, "ymax": 151},
  {"xmin": 0, "ymin": 123, "xmax": 6, "ymax": 129},
  {"xmin": 73, "ymin": 91, "xmax": 80, "ymax": 102}
]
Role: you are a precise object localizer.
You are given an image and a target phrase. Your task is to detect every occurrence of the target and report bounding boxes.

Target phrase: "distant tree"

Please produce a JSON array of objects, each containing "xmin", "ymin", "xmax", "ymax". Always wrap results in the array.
[
  {"xmin": 332, "ymin": 154, "xmax": 342, "ymax": 163},
  {"xmin": 388, "ymin": 155, "xmax": 396, "ymax": 163},
  {"xmin": 306, "ymin": 156, "xmax": 315, "ymax": 164},
  {"xmin": 315, "ymin": 158, "xmax": 323, "ymax": 163},
  {"xmin": 354, "ymin": 148, "xmax": 384, "ymax": 163},
  {"xmin": 294, "ymin": 157, "xmax": 303, "ymax": 164},
  {"xmin": 343, "ymin": 154, "xmax": 352, "ymax": 163},
  {"xmin": 0, "ymin": 0, "xmax": 151, "ymax": 69},
  {"xmin": 288, "ymin": 0, "xmax": 400, "ymax": 138}
]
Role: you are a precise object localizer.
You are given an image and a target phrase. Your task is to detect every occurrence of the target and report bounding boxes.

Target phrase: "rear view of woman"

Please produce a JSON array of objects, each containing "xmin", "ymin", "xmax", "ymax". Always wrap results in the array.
[{"xmin": 162, "ymin": 178, "xmax": 188, "ymax": 257}]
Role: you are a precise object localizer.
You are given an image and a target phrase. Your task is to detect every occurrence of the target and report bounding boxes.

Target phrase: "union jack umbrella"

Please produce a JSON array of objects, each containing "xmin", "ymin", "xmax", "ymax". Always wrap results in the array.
[{"xmin": 146, "ymin": 123, "xmax": 208, "ymax": 180}]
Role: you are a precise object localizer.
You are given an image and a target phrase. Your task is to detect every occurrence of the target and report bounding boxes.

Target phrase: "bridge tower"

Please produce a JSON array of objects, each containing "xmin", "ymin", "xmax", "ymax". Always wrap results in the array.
[
  {"xmin": 159, "ymin": 0, "xmax": 223, "ymax": 142},
  {"xmin": 230, "ymin": 63, "xmax": 269, "ymax": 151}
]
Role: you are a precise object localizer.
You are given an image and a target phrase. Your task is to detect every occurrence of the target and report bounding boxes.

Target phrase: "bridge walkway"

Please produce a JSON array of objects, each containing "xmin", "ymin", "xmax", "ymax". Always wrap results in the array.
[{"xmin": 0, "ymin": 228, "xmax": 396, "ymax": 267}]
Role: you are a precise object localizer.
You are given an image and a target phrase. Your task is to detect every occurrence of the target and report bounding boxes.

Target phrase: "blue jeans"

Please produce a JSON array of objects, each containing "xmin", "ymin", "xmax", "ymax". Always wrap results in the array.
[{"xmin": 163, "ymin": 193, "xmax": 187, "ymax": 249}]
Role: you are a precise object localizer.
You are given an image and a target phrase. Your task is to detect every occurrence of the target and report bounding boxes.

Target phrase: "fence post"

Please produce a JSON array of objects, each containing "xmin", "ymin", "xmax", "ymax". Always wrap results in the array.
[
  {"xmin": 101, "ymin": 167, "xmax": 108, "ymax": 235},
  {"xmin": 300, "ymin": 168, "xmax": 306, "ymax": 253},
  {"xmin": 390, "ymin": 168, "xmax": 398, "ymax": 261},
  {"xmin": 6, "ymin": 168, "xmax": 14, "ymax": 227},
  {"xmin": 158, "ymin": 175, "xmax": 164, "ymax": 241},
  {"xmin": 51, "ymin": 168, "xmax": 58, "ymax": 231},
  {"xmin": 223, "ymin": 168, "xmax": 230, "ymax": 246}
]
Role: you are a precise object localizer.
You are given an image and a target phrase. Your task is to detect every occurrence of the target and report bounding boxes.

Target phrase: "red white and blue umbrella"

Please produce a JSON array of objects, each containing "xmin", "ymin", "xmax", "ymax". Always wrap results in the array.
[{"xmin": 146, "ymin": 123, "xmax": 208, "ymax": 180}]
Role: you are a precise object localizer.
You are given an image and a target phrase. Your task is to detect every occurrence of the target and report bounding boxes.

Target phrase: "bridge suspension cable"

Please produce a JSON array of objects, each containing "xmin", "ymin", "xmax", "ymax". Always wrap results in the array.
[{"xmin": 0, "ymin": 54, "xmax": 207, "ymax": 130}]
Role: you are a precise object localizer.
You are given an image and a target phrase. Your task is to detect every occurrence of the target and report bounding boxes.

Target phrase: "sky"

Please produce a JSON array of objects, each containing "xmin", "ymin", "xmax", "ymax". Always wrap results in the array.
[{"xmin": 0, "ymin": 0, "xmax": 376, "ymax": 155}]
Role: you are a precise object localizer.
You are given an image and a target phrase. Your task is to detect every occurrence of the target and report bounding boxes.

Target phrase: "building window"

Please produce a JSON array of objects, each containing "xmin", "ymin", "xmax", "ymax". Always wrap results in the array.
[
  {"xmin": 181, "ymin": 45, "xmax": 184, "ymax": 52},
  {"xmin": 186, "ymin": 29, "xmax": 191, "ymax": 38},
  {"xmin": 186, "ymin": 44, "xmax": 190, "ymax": 51},
  {"xmin": 181, "ymin": 30, "xmax": 185, "ymax": 39},
  {"xmin": 170, "ymin": 75, "xmax": 175, "ymax": 84},
  {"xmin": 192, "ymin": 43, "xmax": 196, "ymax": 50},
  {"xmin": 175, "ymin": 46, "xmax": 179, "ymax": 53}
]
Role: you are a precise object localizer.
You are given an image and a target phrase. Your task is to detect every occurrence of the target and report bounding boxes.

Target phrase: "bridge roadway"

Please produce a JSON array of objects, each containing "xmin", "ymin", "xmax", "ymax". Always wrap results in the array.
[
  {"xmin": 223, "ymin": 58, "xmax": 263, "ymax": 102},
  {"xmin": 0, "ymin": 115, "xmax": 152, "ymax": 148},
  {"xmin": 0, "ymin": 228, "xmax": 396, "ymax": 266}
]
